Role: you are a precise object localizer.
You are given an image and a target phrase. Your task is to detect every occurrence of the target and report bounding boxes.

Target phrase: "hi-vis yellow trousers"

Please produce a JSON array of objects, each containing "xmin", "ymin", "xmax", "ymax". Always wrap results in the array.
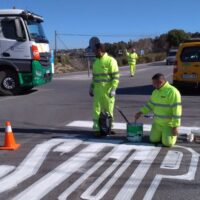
[{"xmin": 150, "ymin": 123, "xmax": 177, "ymax": 147}]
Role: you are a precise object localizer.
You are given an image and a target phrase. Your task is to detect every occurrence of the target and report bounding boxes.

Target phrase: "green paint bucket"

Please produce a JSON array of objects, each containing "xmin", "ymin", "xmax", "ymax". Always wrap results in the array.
[{"xmin": 127, "ymin": 123, "xmax": 143, "ymax": 142}]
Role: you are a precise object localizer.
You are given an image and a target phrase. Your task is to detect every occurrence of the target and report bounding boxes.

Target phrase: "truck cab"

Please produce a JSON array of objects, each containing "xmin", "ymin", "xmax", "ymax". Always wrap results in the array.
[{"xmin": 0, "ymin": 9, "xmax": 52, "ymax": 95}]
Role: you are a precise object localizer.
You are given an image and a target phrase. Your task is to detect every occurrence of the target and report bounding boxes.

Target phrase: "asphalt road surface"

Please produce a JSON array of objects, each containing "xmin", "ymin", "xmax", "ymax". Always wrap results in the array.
[{"xmin": 0, "ymin": 61, "xmax": 199, "ymax": 200}]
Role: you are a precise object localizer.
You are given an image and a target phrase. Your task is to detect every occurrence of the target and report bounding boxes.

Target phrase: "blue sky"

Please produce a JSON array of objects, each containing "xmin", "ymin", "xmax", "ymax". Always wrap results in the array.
[{"xmin": 1, "ymin": 0, "xmax": 200, "ymax": 49}]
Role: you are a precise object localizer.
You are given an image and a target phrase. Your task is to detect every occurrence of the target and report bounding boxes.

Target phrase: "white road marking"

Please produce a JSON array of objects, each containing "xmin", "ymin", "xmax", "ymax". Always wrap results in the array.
[
  {"xmin": 12, "ymin": 143, "xmax": 106, "ymax": 200},
  {"xmin": 114, "ymin": 147, "xmax": 160, "ymax": 200},
  {"xmin": 66, "ymin": 120, "xmax": 200, "ymax": 134},
  {"xmin": 53, "ymin": 139, "xmax": 82, "ymax": 155},
  {"xmin": 143, "ymin": 145, "xmax": 199, "ymax": 200},
  {"xmin": 58, "ymin": 140, "xmax": 123, "ymax": 199},
  {"xmin": 0, "ymin": 135, "xmax": 197, "ymax": 200},
  {"xmin": 160, "ymin": 150, "xmax": 183, "ymax": 169},
  {"xmin": 81, "ymin": 144, "xmax": 135, "ymax": 200},
  {"xmin": 58, "ymin": 149, "xmax": 115, "ymax": 199},
  {"xmin": 0, "ymin": 165, "xmax": 15, "ymax": 178},
  {"xmin": 0, "ymin": 139, "xmax": 66, "ymax": 193}
]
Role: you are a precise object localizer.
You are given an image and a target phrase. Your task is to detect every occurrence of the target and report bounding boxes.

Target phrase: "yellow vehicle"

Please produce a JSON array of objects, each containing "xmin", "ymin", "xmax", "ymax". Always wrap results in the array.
[{"xmin": 173, "ymin": 39, "xmax": 200, "ymax": 89}]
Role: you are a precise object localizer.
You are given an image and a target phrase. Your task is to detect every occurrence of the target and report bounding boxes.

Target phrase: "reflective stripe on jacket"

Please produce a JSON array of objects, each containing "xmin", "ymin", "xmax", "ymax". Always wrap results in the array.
[
  {"xmin": 92, "ymin": 53, "xmax": 119, "ymax": 89},
  {"xmin": 140, "ymin": 81, "xmax": 182, "ymax": 127}
]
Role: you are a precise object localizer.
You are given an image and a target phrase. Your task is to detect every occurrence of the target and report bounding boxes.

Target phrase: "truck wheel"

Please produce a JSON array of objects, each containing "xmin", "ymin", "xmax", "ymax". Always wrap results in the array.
[{"xmin": 0, "ymin": 70, "xmax": 20, "ymax": 95}]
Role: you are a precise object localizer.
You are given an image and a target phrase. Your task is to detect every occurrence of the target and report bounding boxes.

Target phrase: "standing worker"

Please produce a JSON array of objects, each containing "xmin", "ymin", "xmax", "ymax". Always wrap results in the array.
[
  {"xmin": 125, "ymin": 48, "xmax": 138, "ymax": 77},
  {"xmin": 134, "ymin": 73, "xmax": 182, "ymax": 147},
  {"xmin": 89, "ymin": 43, "xmax": 120, "ymax": 136}
]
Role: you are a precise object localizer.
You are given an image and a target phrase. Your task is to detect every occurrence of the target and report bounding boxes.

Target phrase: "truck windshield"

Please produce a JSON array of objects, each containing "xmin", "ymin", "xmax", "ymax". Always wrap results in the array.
[{"xmin": 27, "ymin": 20, "xmax": 48, "ymax": 43}]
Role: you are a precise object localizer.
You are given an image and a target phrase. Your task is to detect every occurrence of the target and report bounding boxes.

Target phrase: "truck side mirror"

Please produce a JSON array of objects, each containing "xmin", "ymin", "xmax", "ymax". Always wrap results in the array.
[{"xmin": 14, "ymin": 18, "xmax": 26, "ymax": 41}]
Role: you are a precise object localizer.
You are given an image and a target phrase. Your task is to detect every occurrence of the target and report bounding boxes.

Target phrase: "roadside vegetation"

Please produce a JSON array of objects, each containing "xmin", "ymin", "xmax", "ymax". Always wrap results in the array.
[{"xmin": 54, "ymin": 29, "xmax": 200, "ymax": 73}]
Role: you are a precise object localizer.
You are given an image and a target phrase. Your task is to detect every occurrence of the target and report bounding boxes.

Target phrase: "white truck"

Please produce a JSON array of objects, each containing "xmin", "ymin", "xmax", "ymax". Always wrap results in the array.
[{"xmin": 0, "ymin": 9, "xmax": 52, "ymax": 95}]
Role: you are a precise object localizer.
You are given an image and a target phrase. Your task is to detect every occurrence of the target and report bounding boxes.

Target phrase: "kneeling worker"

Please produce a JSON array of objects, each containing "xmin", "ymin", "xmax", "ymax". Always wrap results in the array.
[
  {"xmin": 134, "ymin": 73, "xmax": 182, "ymax": 147},
  {"xmin": 89, "ymin": 43, "xmax": 120, "ymax": 136}
]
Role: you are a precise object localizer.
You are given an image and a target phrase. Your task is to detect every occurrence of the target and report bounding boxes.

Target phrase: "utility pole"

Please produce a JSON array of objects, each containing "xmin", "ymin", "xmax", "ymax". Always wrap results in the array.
[{"xmin": 55, "ymin": 30, "xmax": 57, "ymax": 58}]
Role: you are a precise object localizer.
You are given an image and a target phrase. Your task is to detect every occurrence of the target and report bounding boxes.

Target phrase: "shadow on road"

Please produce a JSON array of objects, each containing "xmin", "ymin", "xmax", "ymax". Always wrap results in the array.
[
  {"xmin": 0, "ymin": 89, "xmax": 38, "ymax": 97},
  {"xmin": 117, "ymin": 85, "xmax": 153, "ymax": 95},
  {"xmin": 117, "ymin": 84, "xmax": 200, "ymax": 96},
  {"xmin": 19, "ymin": 89, "xmax": 38, "ymax": 96},
  {"xmin": 1, "ymin": 127, "xmax": 194, "ymax": 147},
  {"xmin": 0, "ymin": 128, "xmax": 92, "ymax": 135},
  {"xmin": 0, "ymin": 127, "xmax": 151, "ymax": 144},
  {"xmin": 0, "ymin": 127, "xmax": 129, "ymax": 144},
  {"xmin": 179, "ymin": 88, "xmax": 200, "ymax": 96}
]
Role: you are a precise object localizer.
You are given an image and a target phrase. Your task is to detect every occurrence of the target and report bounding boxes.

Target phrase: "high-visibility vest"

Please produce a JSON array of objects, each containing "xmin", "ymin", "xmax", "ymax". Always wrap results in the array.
[
  {"xmin": 92, "ymin": 53, "xmax": 119, "ymax": 89},
  {"xmin": 140, "ymin": 81, "xmax": 182, "ymax": 127},
  {"xmin": 126, "ymin": 50, "xmax": 138, "ymax": 64}
]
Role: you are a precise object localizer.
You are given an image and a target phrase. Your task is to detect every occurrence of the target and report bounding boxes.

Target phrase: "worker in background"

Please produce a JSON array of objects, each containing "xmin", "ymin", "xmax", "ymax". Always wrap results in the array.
[
  {"xmin": 125, "ymin": 48, "xmax": 138, "ymax": 77},
  {"xmin": 134, "ymin": 73, "xmax": 182, "ymax": 147},
  {"xmin": 89, "ymin": 43, "xmax": 120, "ymax": 136}
]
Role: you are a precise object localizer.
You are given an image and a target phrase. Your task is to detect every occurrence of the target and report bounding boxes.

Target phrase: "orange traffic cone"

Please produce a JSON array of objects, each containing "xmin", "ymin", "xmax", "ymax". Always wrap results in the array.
[{"xmin": 0, "ymin": 121, "xmax": 20, "ymax": 150}]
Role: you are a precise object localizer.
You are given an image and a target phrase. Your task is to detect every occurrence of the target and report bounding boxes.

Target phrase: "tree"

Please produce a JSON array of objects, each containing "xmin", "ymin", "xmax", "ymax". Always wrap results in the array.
[
  {"xmin": 190, "ymin": 32, "xmax": 200, "ymax": 38},
  {"xmin": 153, "ymin": 34, "xmax": 168, "ymax": 52},
  {"xmin": 167, "ymin": 29, "xmax": 190, "ymax": 49}
]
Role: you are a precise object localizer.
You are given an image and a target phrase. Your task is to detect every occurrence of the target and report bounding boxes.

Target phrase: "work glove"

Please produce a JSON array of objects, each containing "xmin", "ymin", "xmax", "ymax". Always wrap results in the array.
[
  {"xmin": 109, "ymin": 88, "xmax": 116, "ymax": 98},
  {"xmin": 89, "ymin": 84, "xmax": 94, "ymax": 97}
]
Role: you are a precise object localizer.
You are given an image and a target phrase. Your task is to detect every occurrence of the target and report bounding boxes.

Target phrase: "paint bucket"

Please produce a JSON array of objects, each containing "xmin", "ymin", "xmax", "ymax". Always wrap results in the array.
[{"xmin": 127, "ymin": 123, "xmax": 143, "ymax": 142}]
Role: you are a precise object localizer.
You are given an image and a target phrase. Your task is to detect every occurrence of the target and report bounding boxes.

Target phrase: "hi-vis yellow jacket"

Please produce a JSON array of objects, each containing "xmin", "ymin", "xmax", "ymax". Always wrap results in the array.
[
  {"xmin": 92, "ymin": 53, "xmax": 119, "ymax": 89},
  {"xmin": 140, "ymin": 81, "xmax": 182, "ymax": 127},
  {"xmin": 126, "ymin": 50, "xmax": 138, "ymax": 65}
]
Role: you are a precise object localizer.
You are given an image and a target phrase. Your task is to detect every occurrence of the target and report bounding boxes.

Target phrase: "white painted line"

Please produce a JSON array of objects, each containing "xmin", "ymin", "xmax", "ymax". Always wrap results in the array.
[
  {"xmin": 114, "ymin": 147, "xmax": 160, "ymax": 200},
  {"xmin": 82, "ymin": 145, "xmax": 160, "ymax": 200},
  {"xmin": 81, "ymin": 144, "xmax": 132, "ymax": 200},
  {"xmin": 0, "ymin": 139, "xmax": 66, "ymax": 194},
  {"xmin": 66, "ymin": 120, "xmax": 147, "ymax": 131},
  {"xmin": 143, "ymin": 146, "xmax": 199, "ymax": 200},
  {"xmin": 0, "ymin": 165, "xmax": 15, "ymax": 178},
  {"xmin": 66, "ymin": 120, "xmax": 92, "ymax": 128},
  {"xmin": 12, "ymin": 143, "xmax": 106, "ymax": 200},
  {"xmin": 58, "ymin": 146, "xmax": 120, "ymax": 200},
  {"xmin": 66, "ymin": 120, "xmax": 200, "ymax": 134},
  {"xmin": 1, "ymin": 136, "xmax": 197, "ymax": 200},
  {"xmin": 160, "ymin": 151, "xmax": 183, "ymax": 169},
  {"xmin": 53, "ymin": 139, "xmax": 82, "ymax": 154}
]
